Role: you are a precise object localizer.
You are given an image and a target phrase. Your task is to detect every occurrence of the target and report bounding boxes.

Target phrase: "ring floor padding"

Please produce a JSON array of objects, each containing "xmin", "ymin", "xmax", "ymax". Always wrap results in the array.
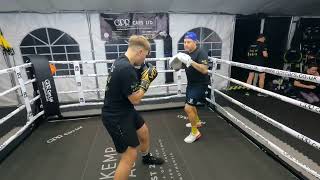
[
  {"xmin": 0, "ymin": 108, "xmax": 298, "ymax": 180},
  {"xmin": 216, "ymin": 91, "xmax": 320, "ymax": 166}
]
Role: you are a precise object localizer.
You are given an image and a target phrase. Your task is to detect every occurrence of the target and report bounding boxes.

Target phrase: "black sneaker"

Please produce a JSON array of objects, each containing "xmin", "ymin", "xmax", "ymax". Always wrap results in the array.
[{"xmin": 142, "ymin": 153, "xmax": 164, "ymax": 165}]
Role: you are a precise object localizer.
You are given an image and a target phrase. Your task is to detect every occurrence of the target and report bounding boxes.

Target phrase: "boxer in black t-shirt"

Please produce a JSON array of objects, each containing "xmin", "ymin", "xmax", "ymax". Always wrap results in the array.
[
  {"xmin": 102, "ymin": 35, "xmax": 164, "ymax": 180},
  {"xmin": 246, "ymin": 34, "xmax": 268, "ymax": 97}
]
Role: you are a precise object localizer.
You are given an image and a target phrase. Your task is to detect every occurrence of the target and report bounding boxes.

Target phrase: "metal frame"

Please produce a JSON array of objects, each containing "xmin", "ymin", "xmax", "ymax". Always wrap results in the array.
[{"xmin": 20, "ymin": 28, "xmax": 81, "ymax": 76}]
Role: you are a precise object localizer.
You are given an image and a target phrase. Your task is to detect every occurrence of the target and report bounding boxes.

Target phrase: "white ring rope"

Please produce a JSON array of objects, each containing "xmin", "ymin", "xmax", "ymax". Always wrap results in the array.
[
  {"xmin": 141, "ymin": 94, "xmax": 184, "ymax": 102},
  {"xmin": 0, "ymin": 58, "xmax": 169, "ymax": 76},
  {"xmin": 57, "ymin": 83, "xmax": 187, "ymax": 95},
  {"xmin": 0, "ymin": 94, "xmax": 40, "ymax": 125},
  {"xmin": 0, "ymin": 84, "xmax": 21, "ymax": 97},
  {"xmin": 59, "ymin": 94, "xmax": 185, "ymax": 109},
  {"xmin": 0, "ymin": 105, "xmax": 26, "ymax": 125},
  {"xmin": 0, "ymin": 63, "xmax": 32, "ymax": 75},
  {"xmin": 207, "ymin": 98, "xmax": 320, "ymax": 179},
  {"xmin": 213, "ymin": 89, "xmax": 320, "ymax": 150},
  {"xmin": 211, "ymin": 72, "xmax": 320, "ymax": 114},
  {"xmin": 54, "ymin": 74, "xmax": 109, "ymax": 79},
  {"xmin": 0, "ymin": 110, "xmax": 44, "ymax": 152},
  {"xmin": 53, "ymin": 69, "xmax": 182, "ymax": 79},
  {"xmin": 25, "ymin": 78, "xmax": 37, "ymax": 85},
  {"xmin": 60, "ymin": 102, "xmax": 103, "ymax": 109},
  {"xmin": 210, "ymin": 57, "xmax": 320, "ymax": 84},
  {"xmin": 48, "ymin": 57, "xmax": 170, "ymax": 65},
  {"xmin": 0, "ymin": 78, "xmax": 36, "ymax": 97},
  {"xmin": 30, "ymin": 95, "xmax": 40, "ymax": 104}
]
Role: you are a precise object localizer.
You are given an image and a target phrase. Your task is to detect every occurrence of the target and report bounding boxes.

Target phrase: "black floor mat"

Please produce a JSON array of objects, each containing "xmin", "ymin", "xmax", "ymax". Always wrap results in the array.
[
  {"xmin": 215, "ymin": 90, "xmax": 320, "ymax": 166},
  {"xmin": 0, "ymin": 108, "xmax": 297, "ymax": 180}
]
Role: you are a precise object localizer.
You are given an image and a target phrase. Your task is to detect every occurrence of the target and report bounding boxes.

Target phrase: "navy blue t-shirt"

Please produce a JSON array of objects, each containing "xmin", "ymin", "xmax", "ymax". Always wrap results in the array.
[
  {"xmin": 102, "ymin": 55, "xmax": 140, "ymax": 115},
  {"xmin": 185, "ymin": 47, "xmax": 209, "ymax": 85}
]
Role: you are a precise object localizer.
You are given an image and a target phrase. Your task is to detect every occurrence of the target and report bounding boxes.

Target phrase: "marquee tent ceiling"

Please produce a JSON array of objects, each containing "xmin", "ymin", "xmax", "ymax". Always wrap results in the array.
[{"xmin": 0, "ymin": 0, "xmax": 320, "ymax": 16}]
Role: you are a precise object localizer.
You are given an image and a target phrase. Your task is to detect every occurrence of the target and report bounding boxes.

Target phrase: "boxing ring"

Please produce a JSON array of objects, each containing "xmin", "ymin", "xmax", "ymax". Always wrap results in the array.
[{"xmin": 0, "ymin": 56, "xmax": 319, "ymax": 179}]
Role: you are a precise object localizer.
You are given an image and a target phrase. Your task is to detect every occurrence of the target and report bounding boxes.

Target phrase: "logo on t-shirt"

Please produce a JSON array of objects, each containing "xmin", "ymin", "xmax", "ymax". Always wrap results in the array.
[{"xmin": 201, "ymin": 59, "xmax": 208, "ymax": 65}]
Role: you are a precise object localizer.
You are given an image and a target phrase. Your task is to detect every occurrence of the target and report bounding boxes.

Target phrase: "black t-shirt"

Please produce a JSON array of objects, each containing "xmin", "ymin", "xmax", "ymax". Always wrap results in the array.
[
  {"xmin": 248, "ymin": 41, "xmax": 268, "ymax": 62},
  {"xmin": 102, "ymin": 55, "xmax": 140, "ymax": 114},
  {"xmin": 185, "ymin": 47, "xmax": 209, "ymax": 85}
]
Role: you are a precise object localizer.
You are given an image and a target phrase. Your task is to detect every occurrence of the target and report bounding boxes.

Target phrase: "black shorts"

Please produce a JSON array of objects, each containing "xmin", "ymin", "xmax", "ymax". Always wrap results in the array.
[
  {"xmin": 249, "ymin": 59, "xmax": 266, "ymax": 73},
  {"xmin": 186, "ymin": 84, "xmax": 208, "ymax": 106},
  {"xmin": 102, "ymin": 109, "xmax": 145, "ymax": 153}
]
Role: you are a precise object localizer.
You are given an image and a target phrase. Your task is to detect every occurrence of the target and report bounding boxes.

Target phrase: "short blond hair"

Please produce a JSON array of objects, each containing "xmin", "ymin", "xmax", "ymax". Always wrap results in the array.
[{"xmin": 128, "ymin": 35, "xmax": 151, "ymax": 52}]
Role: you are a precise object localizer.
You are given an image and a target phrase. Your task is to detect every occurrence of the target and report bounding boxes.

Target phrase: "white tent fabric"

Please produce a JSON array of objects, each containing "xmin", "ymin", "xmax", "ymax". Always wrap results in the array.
[
  {"xmin": 0, "ymin": 13, "xmax": 235, "ymax": 106},
  {"xmin": 0, "ymin": 13, "xmax": 95, "ymax": 105},
  {"xmin": 169, "ymin": 14, "xmax": 235, "ymax": 90},
  {"xmin": 1, "ymin": 0, "xmax": 320, "ymax": 16},
  {"xmin": 0, "ymin": 54, "xmax": 20, "ymax": 106}
]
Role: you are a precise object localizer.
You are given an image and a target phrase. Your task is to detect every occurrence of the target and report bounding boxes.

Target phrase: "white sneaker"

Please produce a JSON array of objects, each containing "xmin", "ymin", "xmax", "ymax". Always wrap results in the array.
[
  {"xmin": 257, "ymin": 93, "xmax": 268, "ymax": 97},
  {"xmin": 185, "ymin": 121, "xmax": 206, "ymax": 128},
  {"xmin": 184, "ymin": 132, "xmax": 201, "ymax": 143}
]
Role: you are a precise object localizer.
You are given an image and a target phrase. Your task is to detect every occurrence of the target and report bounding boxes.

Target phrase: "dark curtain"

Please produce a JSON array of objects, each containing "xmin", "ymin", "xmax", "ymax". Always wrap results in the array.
[
  {"xmin": 263, "ymin": 17, "xmax": 291, "ymax": 82},
  {"xmin": 231, "ymin": 16, "xmax": 291, "ymax": 87},
  {"xmin": 231, "ymin": 15, "xmax": 261, "ymax": 82}
]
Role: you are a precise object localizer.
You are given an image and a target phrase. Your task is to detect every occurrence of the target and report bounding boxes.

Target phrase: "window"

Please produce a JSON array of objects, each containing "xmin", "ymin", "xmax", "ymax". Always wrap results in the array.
[
  {"xmin": 105, "ymin": 39, "xmax": 156, "ymax": 71},
  {"xmin": 20, "ymin": 28, "xmax": 82, "ymax": 76},
  {"xmin": 177, "ymin": 27, "xmax": 222, "ymax": 58}
]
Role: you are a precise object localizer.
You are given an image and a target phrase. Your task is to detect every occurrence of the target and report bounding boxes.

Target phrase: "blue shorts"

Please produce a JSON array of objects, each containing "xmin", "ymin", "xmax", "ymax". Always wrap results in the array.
[{"xmin": 186, "ymin": 84, "xmax": 208, "ymax": 106}]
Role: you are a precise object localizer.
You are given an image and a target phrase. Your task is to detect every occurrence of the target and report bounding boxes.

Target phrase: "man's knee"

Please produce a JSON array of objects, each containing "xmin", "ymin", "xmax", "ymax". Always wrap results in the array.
[
  {"xmin": 137, "ymin": 124, "xmax": 149, "ymax": 142},
  {"xmin": 122, "ymin": 147, "xmax": 138, "ymax": 162},
  {"xmin": 184, "ymin": 104, "xmax": 195, "ymax": 114},
  {"xmin": 247, "ymin": 72, "xmax": 255, "ymax": 82}
]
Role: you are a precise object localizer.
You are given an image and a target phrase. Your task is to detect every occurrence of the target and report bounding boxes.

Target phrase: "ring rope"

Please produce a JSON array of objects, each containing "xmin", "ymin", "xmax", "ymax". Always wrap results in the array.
[
  {"xmin": 56, "ymin": 83, "xmax": 187, "ymax": 95},
  {"xmin": 0, "ymin": 95, "xmax": 40, "ymax": 125},
  {"xmin": 53, "ymin": 69, "xmax": 183, "ymax": 79},
  {"xmin": 0, "ymin": 78, "xmax": 36, "ymax": 97},
  {"xmin": 0, "ymin": 63, "xmax": 32, "ymax": 75},
  {"xmin": 214, "ymin": 89, "xmax": 320, "ymax": 150},
  {"xmin": 210, "ymin": 58, "xmax": 320, "ymax": 84},
  {"xmin": 0, "ymin": 110, "xmax": 44, "ymax": 152},
  {"xmin": 59, "ymin": 94, "xmax": 185, "ymax": 109},
  {"xmin": 207, "ymin": 98, "xmax": 320, "ymax": 179},
  {"xmin": 48, "ymin": 57, "xmax": 170, "ymax": 65},
  {"xmin": 211, "ymin": 72, "xmax": 320, "ymax": 114}
]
